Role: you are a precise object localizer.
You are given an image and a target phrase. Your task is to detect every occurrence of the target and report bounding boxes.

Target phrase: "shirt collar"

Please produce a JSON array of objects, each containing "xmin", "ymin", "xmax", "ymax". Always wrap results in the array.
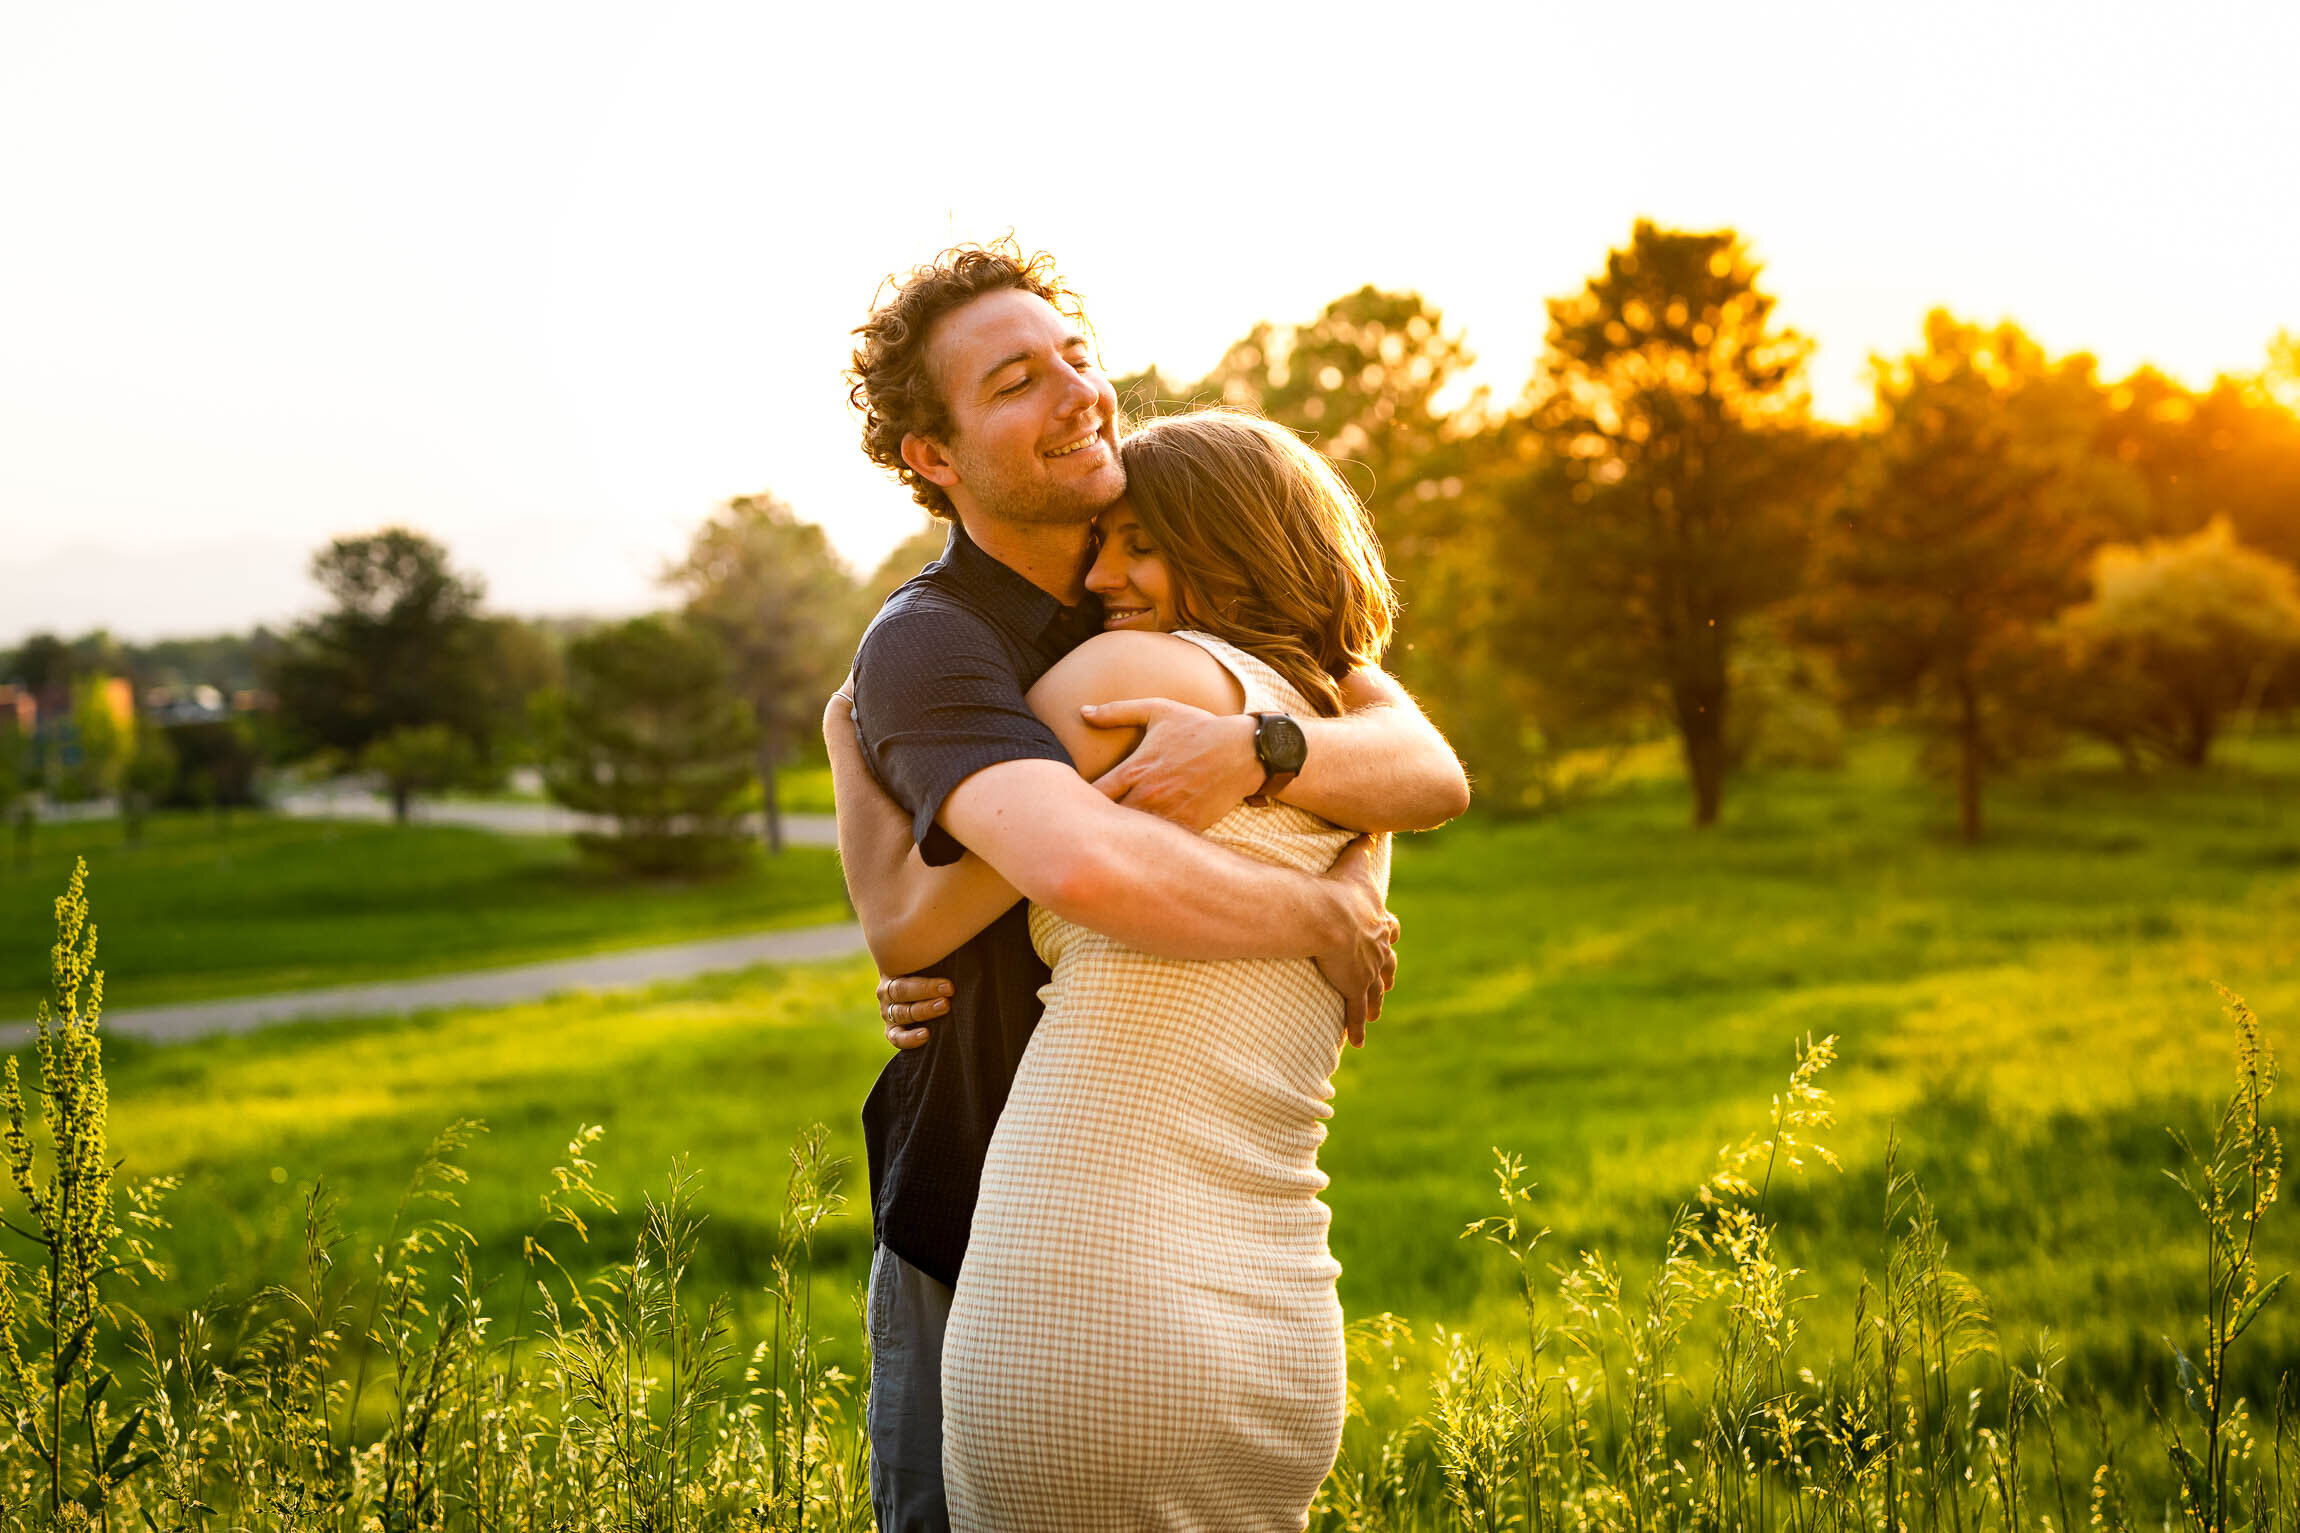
[{"xmin": 937, "ymin": 521, "xmax": 1101, "ymax": 653}]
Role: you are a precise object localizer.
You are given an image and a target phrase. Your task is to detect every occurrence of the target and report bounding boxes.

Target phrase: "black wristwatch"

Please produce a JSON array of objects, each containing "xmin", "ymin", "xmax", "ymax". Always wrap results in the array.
[{"xmin": 1245, "ymin": 712, "xmax": 1308, "ymax": 806}]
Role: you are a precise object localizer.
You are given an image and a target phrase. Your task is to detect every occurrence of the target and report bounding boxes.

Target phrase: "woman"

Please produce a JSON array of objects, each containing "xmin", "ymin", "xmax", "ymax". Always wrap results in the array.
[{"xmin": 828, "ymin": 408, "xmax": 1398, "ymax": 1531}]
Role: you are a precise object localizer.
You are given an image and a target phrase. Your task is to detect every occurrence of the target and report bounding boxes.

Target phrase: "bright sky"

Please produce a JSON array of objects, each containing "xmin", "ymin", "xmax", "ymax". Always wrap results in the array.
[{"xmin": 3, "ymin": 1, "xmax": 2296, "ymax": 644}]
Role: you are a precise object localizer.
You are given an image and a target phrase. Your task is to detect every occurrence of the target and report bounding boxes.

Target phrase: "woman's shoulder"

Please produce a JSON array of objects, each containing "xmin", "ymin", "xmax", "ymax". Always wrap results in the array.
[
  {"xmin": 1065, "ymin": 628, "xmax": 1207, "ymax": 668},
  {"xmin": 1034, "ymin": 629, "xmax": 1243, "ymax": 714}
]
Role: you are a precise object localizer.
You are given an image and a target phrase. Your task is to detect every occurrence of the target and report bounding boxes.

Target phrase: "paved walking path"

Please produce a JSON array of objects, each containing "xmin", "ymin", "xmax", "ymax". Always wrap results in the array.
[
  {"xmin": 272, "ymin": 789, "xmax": 838, "ymax": 847},
  {"xmin": 14, "ymin": 921, "xmax": 869, "ymax": 1045}
]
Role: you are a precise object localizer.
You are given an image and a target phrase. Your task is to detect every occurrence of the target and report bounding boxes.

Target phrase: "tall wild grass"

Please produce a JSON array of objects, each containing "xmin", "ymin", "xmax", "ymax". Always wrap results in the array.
[{"xmin": 0, "ymin": 860, "xmax": 2290, "ymax": 1530}]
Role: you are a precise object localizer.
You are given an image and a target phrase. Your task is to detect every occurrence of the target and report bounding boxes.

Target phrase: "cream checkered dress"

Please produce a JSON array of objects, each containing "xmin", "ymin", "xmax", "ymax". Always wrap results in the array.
[{"xmin": 941, "ymin": 631, "xmax": 1384, "ymax": 1532}]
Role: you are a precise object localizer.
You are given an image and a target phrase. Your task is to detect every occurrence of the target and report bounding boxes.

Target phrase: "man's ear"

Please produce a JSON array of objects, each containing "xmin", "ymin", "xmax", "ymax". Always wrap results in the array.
[{"xmin": 900, "ymin": 433, "xmax": 962, "ymax": 490}]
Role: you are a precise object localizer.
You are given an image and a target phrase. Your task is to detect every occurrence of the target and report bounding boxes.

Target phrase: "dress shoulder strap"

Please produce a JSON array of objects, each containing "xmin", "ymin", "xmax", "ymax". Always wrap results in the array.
[{"xmin": 1167, "ymin": 630, "xmax": 1315, "ymax": 717}]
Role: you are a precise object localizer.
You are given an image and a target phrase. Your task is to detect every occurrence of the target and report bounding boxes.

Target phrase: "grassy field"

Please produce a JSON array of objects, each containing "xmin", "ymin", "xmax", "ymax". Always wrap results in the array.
[
  {"xmin": 14, "ymin": 734, "xmax": 2300, "ymax": 1410},
  {"xmin": 442, "ymin": 762, "xmax": 836, "ymax": 812},
  {"xmin": 0, "ymin": 813, "xmax": 851, "ymax": 1017},
  {"xmin": 775, "ymin": 763, "xmax": 835, "ymax": 814}
]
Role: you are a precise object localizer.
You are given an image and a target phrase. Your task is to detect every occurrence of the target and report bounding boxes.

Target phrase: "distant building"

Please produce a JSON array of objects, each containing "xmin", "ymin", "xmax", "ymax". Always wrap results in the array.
[{"xmin": 145, "ymin": 683, "xmax": 230, "ymax": 724}]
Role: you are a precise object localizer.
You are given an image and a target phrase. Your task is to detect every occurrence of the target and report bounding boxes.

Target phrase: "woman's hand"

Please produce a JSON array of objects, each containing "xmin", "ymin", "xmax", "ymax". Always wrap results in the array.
[{"xmin": 878, "ymin": 974, "xmax": 952, "ymax": 1050}]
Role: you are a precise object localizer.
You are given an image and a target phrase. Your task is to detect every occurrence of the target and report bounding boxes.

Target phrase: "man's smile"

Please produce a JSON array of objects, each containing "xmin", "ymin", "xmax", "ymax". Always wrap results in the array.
[{"xmin": 1043, "ymin": 420, "xmax": 1106, "ymax": 459}]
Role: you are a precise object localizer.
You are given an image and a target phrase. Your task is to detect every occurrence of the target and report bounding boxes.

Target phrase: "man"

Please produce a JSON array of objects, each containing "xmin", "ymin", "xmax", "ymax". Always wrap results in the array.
[{"xmin": 832, "ymin": 241, "xmax": 1469, "ymax": 1532}]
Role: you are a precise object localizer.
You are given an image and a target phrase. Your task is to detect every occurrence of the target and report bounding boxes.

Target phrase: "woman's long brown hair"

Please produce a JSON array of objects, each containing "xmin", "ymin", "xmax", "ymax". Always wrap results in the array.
[{"xmin": 1117, "ymin": 409, "xmax": 1397, "ymax": 717}]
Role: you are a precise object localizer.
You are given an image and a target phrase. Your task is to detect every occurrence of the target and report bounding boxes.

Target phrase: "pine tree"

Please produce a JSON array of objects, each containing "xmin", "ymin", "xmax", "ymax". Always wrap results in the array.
[
  {"xmin": 1806, "ymin": 312, "xmax": 2108, "ymax": 840},
  {"xmin": 543, "ymin": 617, "xmax": 758, "ymax": 876}
]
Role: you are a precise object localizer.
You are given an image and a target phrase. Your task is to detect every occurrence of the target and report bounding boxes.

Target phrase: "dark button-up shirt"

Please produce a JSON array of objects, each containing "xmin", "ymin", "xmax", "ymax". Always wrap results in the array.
[{"xmin": 850, "ymin": 522, "xmax": 1102, "ymax": 1288}]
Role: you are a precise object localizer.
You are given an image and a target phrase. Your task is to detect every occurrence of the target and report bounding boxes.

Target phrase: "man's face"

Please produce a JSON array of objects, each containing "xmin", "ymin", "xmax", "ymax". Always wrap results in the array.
[{"xmin": 913, "ymin": 288, "xmax": 1123, "ymax": 527}]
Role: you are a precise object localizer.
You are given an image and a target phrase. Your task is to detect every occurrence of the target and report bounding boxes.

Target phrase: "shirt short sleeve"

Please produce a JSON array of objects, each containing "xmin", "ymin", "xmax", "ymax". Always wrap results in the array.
[{"xmin": 852, "ymin": 599, "xmax": 1074, "ymax": 867}]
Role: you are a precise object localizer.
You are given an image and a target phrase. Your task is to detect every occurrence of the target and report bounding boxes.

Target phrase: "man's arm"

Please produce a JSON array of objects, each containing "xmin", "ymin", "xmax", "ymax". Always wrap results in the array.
[
  {"xmin": 824, "ymin": 690, "xmax": 1025, "ymax": 980},
  {"xmin": 849, "ymin": 607, "xmax": 1398, "ymax": 1033},
  {"xmin": 1081, "ymin": 665, "xmax": 1469, "ymax": 834},
  {"xmin": 833, "ymin": 684, "xmax": 1390, "ymax": 1050},
  {"xmin": 940, "ymin": 758, "xmax": 1397, "ymax": 1032}
]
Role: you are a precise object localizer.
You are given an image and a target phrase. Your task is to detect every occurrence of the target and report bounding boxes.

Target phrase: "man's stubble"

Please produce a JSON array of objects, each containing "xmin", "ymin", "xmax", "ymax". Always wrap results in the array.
[{"xmin": 947, "ymin": 436, "xmax": 1126, "ymax": 531}]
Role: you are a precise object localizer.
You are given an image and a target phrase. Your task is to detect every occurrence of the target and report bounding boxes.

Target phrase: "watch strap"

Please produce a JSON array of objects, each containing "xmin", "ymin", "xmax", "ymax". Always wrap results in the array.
[{"xmin": 1244, "ymin": 767, "xmax": 1298, "ymax": 808}]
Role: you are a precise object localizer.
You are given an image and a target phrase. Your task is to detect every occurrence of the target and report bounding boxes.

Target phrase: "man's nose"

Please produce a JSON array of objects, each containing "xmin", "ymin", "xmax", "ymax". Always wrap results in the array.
[{"xmin": 1054, "ymin": 358, "xmax": 1101, "ymax": 418}]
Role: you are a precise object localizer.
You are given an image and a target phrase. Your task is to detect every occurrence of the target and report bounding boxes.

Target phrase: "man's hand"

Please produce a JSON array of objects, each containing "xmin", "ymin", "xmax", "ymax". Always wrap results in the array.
[
  {"xmin": 1079, "ymin": 698, "xmax": 1262, "ymax": 830},
  {"xmin": 876, "ymin": 974, "xmax": 951, "ymax": 1051},
  {"xmin": 1313, "ymin": 835, "xmax": 1399, "ymax": 1049}
]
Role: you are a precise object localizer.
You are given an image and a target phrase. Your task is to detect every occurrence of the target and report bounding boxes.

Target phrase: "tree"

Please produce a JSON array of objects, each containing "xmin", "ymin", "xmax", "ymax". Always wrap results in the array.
[
  {"xmin": 2270, "ymin": 329, "xmax": 2300, "ymax": 413},
  {"xmin": 2094, "ymin": 365, "xmax": 2300, "ymax": 567},
  {"xmin": 0, "ymin": 709, "xmax": 25, "ymax": 864},
  {"xmin": 663, "ymin": 494, "xmax": 860, "ymax": 853},
  {"xmin": 1128, "ymin": 289, "xmax": 1482, "ymax": 602},
  {"xmin": 1806, "ymin": 312, "xmax": 2110, "ymax": 841},
  {"xmin": 270, "ymin": 528, "xmax": 493, "ymax": 822},
  {"xmin": 56, "ymin": 675, "xmax": 131, "ymax": 804},
  {"xmin": 542, "ymin": 616, "xmax": 759, "ymax": 876},
  {"xmin": 2053, "ymin": 519, "xmax": 2300, "ymax": 766},
  {"xmin": 120, "ymin": 715, "xmax": 179, "ymax": 843},
  {"xmin": 361, "ymin": 723, "xmax": 477, "ymax": 819},
  {"xmin": 7, "ymin": 634, "xmax": 74, "ymax": 694},
  {"xmin": 1498, "ymin": 221, "xmax": 1836, "ymax": 827},
  {"xmin": 1146, "ymin": 290, "xmax": 1522, "ymax": 797},
  {"xmin": 67, "ymin": 631, "xmax": 129, "ymax": 687},
  {"xmin": 868, "ymin": 522, "xmax": 953, "ymax": 605},
  {"xmin": 119, "ymin": 628, "xmax": 279, "ymax": 697},
  {"xmin": 471, "ymin": 615, "xmax": 568, "ymax": 771},
  {"xmin": 1185, "ymin": 289, "xmax": 1486, "ymax": 644},
  {"xmin": 1191, "ymin": 287, "xmax": 1477, "ymax": 528},
  {"xmin": 161, "ymin": 718, "xmax": 263, "ymax": 812}
]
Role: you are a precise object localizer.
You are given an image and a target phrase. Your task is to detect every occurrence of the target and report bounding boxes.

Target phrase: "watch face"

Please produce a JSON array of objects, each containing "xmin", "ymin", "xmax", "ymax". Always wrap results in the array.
[{"xmin": 1258, "ymin": 713, "xmax": 1308, "ymax": 774}]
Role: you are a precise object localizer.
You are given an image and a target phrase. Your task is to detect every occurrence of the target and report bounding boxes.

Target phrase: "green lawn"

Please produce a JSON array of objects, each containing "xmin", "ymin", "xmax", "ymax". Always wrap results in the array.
[
  {"xmin": 441, "ymin": 762, "xmax": 834, "ymax": 812},
  {"xmin": 16, "ymin": 734, "xmax": 2300, "ymax": 1401},
  {"xmin": 776, "ymin": 763, "xmax": 835, "ymax": 814},
  {"xmin": 1, "ymin": 813, "xmax": 851, "ymax": 1018}
]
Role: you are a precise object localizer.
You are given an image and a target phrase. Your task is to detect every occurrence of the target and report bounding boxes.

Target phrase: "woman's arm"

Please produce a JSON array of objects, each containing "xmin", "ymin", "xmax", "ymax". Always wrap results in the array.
[
  {"xmin": 825, "ymin": 630, "xmax": 1243, "ymax": 977},
  {"xmin": 1023, "ymin": 630, "xmax": 1245, "ymax": 779},
  {"xmin": 823, "ymin": 691, "xmax": 1026, "ymax": 977},
  {"xmin": 1056, "ymin": 661, "xmax": 1467, "ymax": 834}
]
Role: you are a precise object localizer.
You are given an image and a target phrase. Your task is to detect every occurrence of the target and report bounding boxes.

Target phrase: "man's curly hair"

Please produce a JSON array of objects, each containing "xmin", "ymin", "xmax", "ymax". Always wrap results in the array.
[{"xmin": 848, "ymin": 240, "xmax": 1079, "ymax": 520}]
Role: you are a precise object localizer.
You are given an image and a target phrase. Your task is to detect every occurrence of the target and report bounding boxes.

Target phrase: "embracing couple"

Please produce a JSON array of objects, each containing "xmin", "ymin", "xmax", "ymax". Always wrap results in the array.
[{"xmin": 824, "ymin": 243, "xmax": 1470, "ymax": 1533}]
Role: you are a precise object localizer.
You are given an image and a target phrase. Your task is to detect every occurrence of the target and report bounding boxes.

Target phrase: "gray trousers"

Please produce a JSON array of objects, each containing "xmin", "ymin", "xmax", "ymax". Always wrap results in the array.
[{"xmin": 867, "ymin": 1243, "xmax": 955, "ymax": 1533}]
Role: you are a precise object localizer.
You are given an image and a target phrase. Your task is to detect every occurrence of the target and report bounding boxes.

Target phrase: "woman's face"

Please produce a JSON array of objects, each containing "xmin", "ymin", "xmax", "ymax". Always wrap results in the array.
[{"xmin": 1085, "ymin": 499, "xmax": 1185, "ymax": 632}]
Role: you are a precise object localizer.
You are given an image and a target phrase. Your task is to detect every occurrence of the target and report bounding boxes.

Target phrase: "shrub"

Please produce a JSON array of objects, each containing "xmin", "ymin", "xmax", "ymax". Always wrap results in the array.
[
  {"xmin": 2054, "ymin": 518, "xmax": 2300, "ymax": 767},
  {"xmin": 157, "ymin": 717, "xmax": 264, "ymax": 812},
  {"xmin": 542, "ymin": 616, "xmax": 760, "ymax": 878},
  {"xmin": 360, "ymin": 722, "xmax": 477, "ymax": 826}
]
